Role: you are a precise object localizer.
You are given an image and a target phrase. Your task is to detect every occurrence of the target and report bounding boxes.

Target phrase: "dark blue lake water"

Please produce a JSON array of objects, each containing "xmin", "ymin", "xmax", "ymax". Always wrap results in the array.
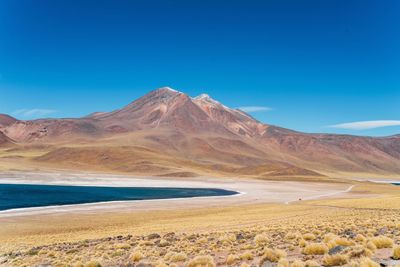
[{"xmin": 0, "ymin": 184, "xmax": 237, "ymax": 211}]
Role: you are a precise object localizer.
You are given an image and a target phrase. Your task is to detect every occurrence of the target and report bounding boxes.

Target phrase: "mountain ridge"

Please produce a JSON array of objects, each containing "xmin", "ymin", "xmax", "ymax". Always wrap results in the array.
[{"xmin": 0, "ymin": 87, "xmax": 399, "ymax": 178}]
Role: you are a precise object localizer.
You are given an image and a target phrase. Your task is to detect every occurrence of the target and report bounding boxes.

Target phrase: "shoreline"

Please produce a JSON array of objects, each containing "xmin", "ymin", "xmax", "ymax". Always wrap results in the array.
[
  {"xmin": 0, "ymin": 188, "xmax": 246, "ymax": 216},
  {"xmin": 0, "ymin": 171, "xmax": 355, "ymax": 218}
]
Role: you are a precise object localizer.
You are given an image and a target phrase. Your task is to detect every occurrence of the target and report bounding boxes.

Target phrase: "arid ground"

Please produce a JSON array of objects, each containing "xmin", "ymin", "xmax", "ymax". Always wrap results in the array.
[{"xmin": 1, "ymin": 171, "xmax": 399, "ymax": 267}]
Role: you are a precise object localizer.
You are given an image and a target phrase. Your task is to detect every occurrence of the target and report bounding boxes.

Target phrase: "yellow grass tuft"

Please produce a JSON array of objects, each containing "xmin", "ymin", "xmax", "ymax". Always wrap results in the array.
[
  {"xmin": 154, "ymin": 260, "xmax": 168, "ymax": 267},
  {"xmin": 220, "ymin": 233, "xmax": 236, "ymax": 244},
  {"xmin": 322, "ymin": 254, "xmax": 349, "ymax": 266},
  {"xmin": 334, "ymin": 237, "xmax": 354, "ymax": 246},
  {"xmin": 254, "ymin": 234, "xmax": 269, "ymax": 246},
  {"xmin": 261, "ymin": 248, "xmax": 287, "ymax": 263},
  {"xmin": 84, "ymin": 261, "xmax": 102, "ymax": 267},
  {"xmin": 346, "ymin": 245, "xmax": 373, "ymax": 258},
  {"xmin": 358, "ymin": 257, "xmax": 380, "ymax": 267},
  {"xmin": 170, "ymin": 252, "xmax": 187, "ymax": 262},
  {"xmin": 226, "ymin": 254, "xmax": 238, "ymax": 265},
  {"xmin": 323, "ymin": 233, "xmax": 338, "ymax": 243},
  {"xmin": 129, "ymin": 250, "xmax": 144, "ymax": 262},
  {"xmin": 393, "ymin": 246, "xmax": 400, "ymax": 260},
  {"xmin": 187, "ymin": 255, "xmax": 216, "ymax": 267},
  {"xmin": 158, "ymin": 239, "xmax": 169, "ymax": 247},
  {"xmin": 371, "ymin": 236, "xmax": 394, "ymax": 248},
  {"xmin": 304, "ymin": 260, "xmax": 319, "ymax": 267},
  {"xmin": 291, "ymin": 260, "xmax": 305, "ymax": 267},
  {"xmin": 355, "ymin": 234, "xmax": 366, "ymax": 242},
  {"xmin": 277, "ymin": 258, "xmax": 289, "ymax": 267},
  {"xmin": 303, "ymin": 233, "xmax": 316, "ymax": 241},
  {"xmin": 302, "ymin": 243, "xmax": 328, "ymax": 255},
  {"xmin": 299, "ymin": 239, "xmax": 308, "ymax": 248},
  {"xmin": 240, "ymin": 251, "xmax": 253, "ymax": 261},
  {"xmin": 365, "ymin": 241, "xmax": 377, "ymax": 251}
]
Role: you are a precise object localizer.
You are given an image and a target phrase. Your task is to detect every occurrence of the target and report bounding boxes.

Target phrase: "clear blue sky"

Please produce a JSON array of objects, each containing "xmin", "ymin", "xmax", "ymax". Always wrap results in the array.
[{"xmin": 0, "ymin": 0, "xmax": 399, "ymax": 136}]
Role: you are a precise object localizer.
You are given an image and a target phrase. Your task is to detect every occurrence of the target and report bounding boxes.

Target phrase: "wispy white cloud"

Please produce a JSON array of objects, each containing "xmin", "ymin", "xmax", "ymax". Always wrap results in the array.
[
  {"xmin": 238, "ymin": 106, "xmax": 272, "ymax": 113},
  {"xmin": 328, "ymin": 120, "xmax": 400, "ymax": 130},
  {"xmin": 12, "ymin": 109, "xmax": 57, "ymax": 119}
]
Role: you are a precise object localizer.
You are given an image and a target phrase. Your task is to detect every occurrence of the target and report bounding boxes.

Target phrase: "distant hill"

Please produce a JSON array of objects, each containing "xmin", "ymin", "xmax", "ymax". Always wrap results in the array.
[{"xmin": 1, "ymin": 87, "xmax": 399, "ymax": 178}]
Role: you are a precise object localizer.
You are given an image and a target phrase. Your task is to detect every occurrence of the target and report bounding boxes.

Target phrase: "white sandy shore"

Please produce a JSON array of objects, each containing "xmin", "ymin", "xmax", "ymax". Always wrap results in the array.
[{"xmin": 0, "ymin": 171, "xmax": 355, "ymax": 218}]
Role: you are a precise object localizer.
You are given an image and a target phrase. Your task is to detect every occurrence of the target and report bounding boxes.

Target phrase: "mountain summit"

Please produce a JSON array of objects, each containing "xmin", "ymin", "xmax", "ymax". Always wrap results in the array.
[{"xmin": 0, "ymin": 87, "xmax": 399, "ymax": 178}]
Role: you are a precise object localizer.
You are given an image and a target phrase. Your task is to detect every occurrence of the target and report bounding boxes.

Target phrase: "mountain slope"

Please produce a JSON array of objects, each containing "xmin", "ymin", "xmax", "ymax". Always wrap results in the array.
[
  {"xmin": 0, "ymin": 87, "xmax": 399, "ymax": 178},
  {"xmin": 0, "ymin": 131, "xmax": 14, "ymax": 146},
  {"xmin": 0, "ymin": 114, "xmax": 17, "ymax": 127},
  {"xmin": 260, "ymin": 127, "xmax": 400, "ymax": 174}
]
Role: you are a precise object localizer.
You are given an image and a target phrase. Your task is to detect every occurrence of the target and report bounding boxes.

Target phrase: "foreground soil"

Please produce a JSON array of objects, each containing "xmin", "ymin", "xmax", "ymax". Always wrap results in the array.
[{"xmin": 0, "ymin": 181, "xmax": 400, "ymax": 266}]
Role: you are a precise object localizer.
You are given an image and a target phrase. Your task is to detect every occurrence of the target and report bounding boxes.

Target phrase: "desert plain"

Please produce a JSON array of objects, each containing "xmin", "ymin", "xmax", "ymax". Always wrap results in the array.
[{"xmin": 0, "ymin": 170, "xmax": 399, "ymax": 267}]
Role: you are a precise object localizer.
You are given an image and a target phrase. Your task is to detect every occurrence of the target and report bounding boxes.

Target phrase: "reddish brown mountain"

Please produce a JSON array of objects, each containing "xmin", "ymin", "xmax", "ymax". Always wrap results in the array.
[
  {"xmin": 0, "ymin": 114, "xmax": 17, "ymax": 127},
  {"xmin": 0, "ymin": 131, "xmax": 13, "ymax": 146},
  {"xmin": 0, "ymin": 87, "xmax": 399, "ymax": 177}
]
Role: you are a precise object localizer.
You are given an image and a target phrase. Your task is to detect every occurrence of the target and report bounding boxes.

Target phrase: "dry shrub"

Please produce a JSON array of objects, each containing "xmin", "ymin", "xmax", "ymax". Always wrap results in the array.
[
  {"xmin": 240, "ymin": 251, "xmax": 253, "ymax": 261},
  {"xmin": 187, "ymin": 255, "xmax": 216, "ymax": 267},
  {"xmin": 358, "ymin": 257, "xmax": 380, "ymax": 267},
  {"xmin": 154, "ymin": 260, "xmax": 168, "ymax": 267},
  {"xmin": 304, "ymin": 260, "xmax": 319, "ymax": 267},
  {"xmin": 261, "ymin": 248, "xmax": 287, "ymax": 263},
  {"xmin": 285, "ymin": 232, "xmax": 298, "ymax": 240},
  {"xmin": 324, "ymin": 233, "xmax": 338, "ymax": 243},
  {"xmin": 84, "ymin": 261, "xmax": 102, "ymax": 267},
  {"xmin": 393, "ymin": 246, "xmax": 400, "ymax": 260},
  {"xmin": 226, "ymin": 254, "xmax": 238, "ymax": 265},
  {"xmin": 158, "ymin": 239, "xmax": 170, "ymax": 247},
  {"xmin": 322, "ymin": 254, "xmax": 349, "ymax": 266},
  {"xmin": 291, "ymin": 260, "xmax": 305, "ymax": 267},
  {"xmin": 254, "ymin": 234, "xmax": 269, "ymax": 246},
  {"xmin": 334, "ymin": 238, "xmax": 354, "ymax": 246},
  {"xmin": 277, "ymin": 258, "xmax": 289, "ymax": 267},
  {"xmin": 365, "ymin": 241, "xmax": 377, "ymax": 251},
  {"xmin": 371, "ymin": 236, "xmax": 394, "ymax": 248},
  {"xmin": 170, "ymin": 252, "xmax": 187, "ymax": 262},
  {"xmin": 303, "ymin": 233, "xmax": 316, "ymax": 241},
  {"xmin": 220, "ymin": 234, "xmax": 236, "ymax": 244},
  {"xmin": 129, "ymin": 251, "xmax": 143, "ymax": 262},
  {"xmin": 197, "ymin": 237, "xmax": 208, "ymax": 244},
  {"xmin": 345, "ymin": 245, "xmax": 372, "ymax": 258},
  {"xmin": 115, "ymin": 243, "xmax": 130, "ymax": 250},
  {"xmin": 299, "ymin": 239, "xmax": 308, "ymax": 248},
  {"xmin": 302, "ymin": 243, "xmax": 328, "ymax": 255},
  {"xmin": 355, "ymin": 234, "xmax": 366, "ymax": 242}
]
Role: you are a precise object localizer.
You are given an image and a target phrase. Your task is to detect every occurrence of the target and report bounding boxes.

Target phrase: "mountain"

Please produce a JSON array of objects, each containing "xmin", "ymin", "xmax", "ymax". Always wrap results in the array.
[
  {"xmin": 0, "ymin": 131, "xmax": 14, "ymax": 146},
  {"xmin": 0, "ymin": 87, "xmax": 399, "ymax": 178},
  {"xmin": 0, "ymin": 114, "xmax": 17, "ymax": 127}
]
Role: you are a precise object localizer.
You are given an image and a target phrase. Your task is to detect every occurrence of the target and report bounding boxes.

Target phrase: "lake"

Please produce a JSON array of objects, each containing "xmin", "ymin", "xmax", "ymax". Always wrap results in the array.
[{"xmin": 0, "ymin": 183, "xmax": 238, "ymax": 211}]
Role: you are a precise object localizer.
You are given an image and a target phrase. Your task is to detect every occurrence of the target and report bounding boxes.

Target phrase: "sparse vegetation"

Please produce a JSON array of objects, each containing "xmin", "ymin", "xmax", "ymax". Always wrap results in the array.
[
  {"xmin": 261, "ymin": 248, "xmax": 287, "ymax": 263},
  {"xmin": 187, "ymin": 255, "xmax": 215, "ymax": 267},
  {"xmin": 322, "ymin": 254, "xmax": 349, "ymax": 266},
  {"xmin": 393, "ymin": 246, "xmax": 400, "ymax": 260},
  {"xmin": 371, "ymin": 236, "xmax": 394, "ymax": 248},
  {"xmin": 2, "ymin": 183, "xmax": 400, "ymax": 267},
  {"xmin": 302, "ymin": 243, "xmax": 328, "ymax": 255}
]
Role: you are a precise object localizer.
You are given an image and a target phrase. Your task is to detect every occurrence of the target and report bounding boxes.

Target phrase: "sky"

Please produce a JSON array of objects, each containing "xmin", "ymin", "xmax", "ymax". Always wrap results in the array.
[{"xmin": 0, "ymin": 0, "xmax": 399, "ymax": 136}]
